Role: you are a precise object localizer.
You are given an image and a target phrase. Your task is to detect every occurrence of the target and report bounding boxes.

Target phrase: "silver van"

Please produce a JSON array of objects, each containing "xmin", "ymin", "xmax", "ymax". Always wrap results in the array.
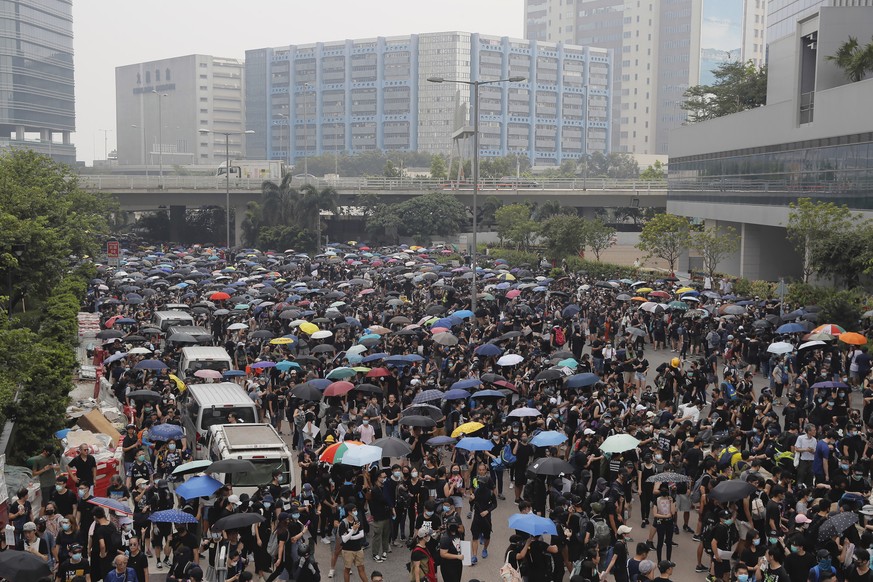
[
  {"xmin": 153, "ymin": 310, "xmax": 195, "ymax": 332},
  {"xmin": 182, "ymin": 382, "xmax": 257, "ymax": 459}
]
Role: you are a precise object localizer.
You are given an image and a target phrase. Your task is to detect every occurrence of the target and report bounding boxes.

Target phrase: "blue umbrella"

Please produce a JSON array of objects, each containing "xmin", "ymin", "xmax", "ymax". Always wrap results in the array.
[
  {"xmin": 451, "ymin": 310, "xmax": 474, "ymax": 319},
  {"xmin": 361, "ymin": 352, "xmax": 389, "ymax": 363},
  {"xmin": 776, "ymin": 322, "xmax": 807, "ymax": 334},
  {"xmin": 566, "ymin": 373, "xmax": 600, "ymax": 389},
  {"xmin": 455, "ymin": 437, "xmax": 495, "ymax": 452},
  {"xmin": 426, "ymin": 436, "xmax": 457, "ymax": 446},
  {"xmin": 308, "ymin": 378, "xmax": 332, "ymax": 390},
  {"xmin": 223, "ymin": 369, "xmax": 246, "ymax": 377},
  {"xmin": 149, "ymin": 423, "xmax": 185, "ymax": 441},
  {"xmin": 175, "ymin": 475, "xmax": 223, "ymax": 500},
  {"xmin": 87, "ymin": 496, "xmax": 132, "ymax": 515},
  {"xmin": 530, "ymin": 430, "xmax": 568, "ymax": 447},
  {"xmin": 470, "ymin": 389, "xmax": 505, "ymax": 399},
  {"xmin": 104, "ymin": 352, "xmax": 128, "ymax": 365},
  {"xmin": 412, "ymin": 389, "xmax": 445, "ymax": 404},
  {"xmin": 451, "ymin": 378, "xmax": 481, "ymax": 390},
  {"xmin": 508, "ymin": 513, "xmax": 558, "ymax": 536},
  {"xmin": 134, "ymin": 359, "xmax": 168, "ymax": 370},
  {"xmin": 561, "ymin": 305, "xmax": 581, "ymax": 318},
  {"xmin": 474, "ymin": 344, "xmax": 503, "ymax": 357},
  {"xmin": 149, "ymin": 509, "xmax": 199, "ymax": 524},
  {"xmin": 275, "ymin": 360, "xmax": 302, "ymax": 372},
  {"xmin": 443, "ymin": 389, "xmax": 471, "ymax": 400}
]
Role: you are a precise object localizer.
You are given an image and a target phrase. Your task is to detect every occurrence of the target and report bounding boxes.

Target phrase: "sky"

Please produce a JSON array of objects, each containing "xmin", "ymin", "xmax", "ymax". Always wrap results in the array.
[{"xmin": 72, "ymin": 0, "xmax": 524, "ymax": 164}]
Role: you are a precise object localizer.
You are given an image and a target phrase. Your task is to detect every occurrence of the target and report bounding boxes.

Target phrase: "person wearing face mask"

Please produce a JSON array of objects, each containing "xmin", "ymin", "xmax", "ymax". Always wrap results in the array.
[
  {"xmin": 733, "ymin": 563, "xmax": 751, "ymax": 582},
  {"xmin": 739, "ymin": 531, "xmax": 765, "ymax": 569},
  {"xmin": 359, "ymin": 414, "xmax": 376, "ymax": 445},
  {"xmin": 363, "ymin": 469, "xmax": 392, "ymax": 563},
  {"xmin": 338, "ymin": 503, "xmax": 368, "ymax": 582},
  {"xmin": 50, "ymin": 476, "xmax": 78, "ymax": 521},
  {"xmin": 512, "ymin": 434, "xmax": 534, "ymax": 503},
  {"xmin": 127, "ymin": 447, "xmax": 154, "ymax": 490},
  {"xmin": 487, "ymin": 431, "xmax": 507, "ymax": 500},
  {"xmin": 53, "ymin": 517, "xmax": 79, "ymax": 567},
  {"xmin": 156, "ymin": 439, "xmax": 183, "ymax": 484},
  {"xmin": 56, "ymin": 541, "xmax": 90, "ymax": 582},
  {"xmin": 784, "ymin": 533, "xmax": 815, "ymax": 582},
  {"xmin": 848, "ymin": 463, "xmax": 871, "ymax": 494},
  {"xmin": 711, "ymin": 509, "xmax": 739, "ymax": 582}
]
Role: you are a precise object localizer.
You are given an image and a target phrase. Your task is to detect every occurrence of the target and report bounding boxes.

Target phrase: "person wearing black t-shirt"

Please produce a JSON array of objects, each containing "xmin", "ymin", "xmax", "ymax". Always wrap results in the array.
[
  {"xmin": 56, "ymin": 542, "xmax": 90, "ymax": 582},
  {"xmin": 68, "ymin": 445, "xmax": 97, "ymax": 489},
  {"xmin": 438, "ymin": 523, "xmax": 463, "ymax": 582}
]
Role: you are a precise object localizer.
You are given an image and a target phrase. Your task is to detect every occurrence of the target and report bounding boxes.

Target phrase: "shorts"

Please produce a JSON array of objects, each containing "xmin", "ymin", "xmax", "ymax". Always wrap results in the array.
[
  {"xmin": 342, "ymin": 549, "xmax": 364, "ymax": 567},
  {"xmin": 152, "ymin": 522, "xmax": 171, "ymax": 544},
  {"xmin": 635, "ymin": 372, "xmax": 647, "ymax": 383},
  {"xmin": 470, "ymin": 519, "xmax": 492, "ymax": 540},
  {"xmin": 676, "ymin": 494, "xmax": 692, "ymax": 512},
  {"xmin": 451, "ymin": 495, "xmax": 463, "ymax": 508}
]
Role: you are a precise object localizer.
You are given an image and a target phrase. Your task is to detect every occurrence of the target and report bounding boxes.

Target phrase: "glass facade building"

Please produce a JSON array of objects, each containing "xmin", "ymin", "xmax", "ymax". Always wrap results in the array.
[
  {"xmin": 245, "ymin": 32, "xmax": 612, "ymax": 166},
  {"xmin": 0, "ymin": 0, "xmax": 75, "ymax": 163}
]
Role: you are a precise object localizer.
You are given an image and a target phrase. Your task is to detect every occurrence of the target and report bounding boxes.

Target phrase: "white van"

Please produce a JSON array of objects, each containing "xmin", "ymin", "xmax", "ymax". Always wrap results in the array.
[
  {"xmin": 153, "ymin": 310, "xmax": 195, "ymax": 332},
  {"xmin": 206, "ymin": 423, "xmax": 294, "ymax": 497},
  {"xmin": 182, "ymin": 383, "xmax": 258, "ymax": 458},
  {"xmin": 167, "ymin": 326, "xmax": 213, "ymax": 345},
  {"xmin": 177, "ymin": 346, "xmax": 233, "ymax": 377}
]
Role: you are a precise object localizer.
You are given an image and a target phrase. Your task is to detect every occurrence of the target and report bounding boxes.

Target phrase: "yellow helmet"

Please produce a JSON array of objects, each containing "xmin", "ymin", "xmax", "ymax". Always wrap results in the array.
[{"xmin": 671, "ymin": 357, "xmax": 680, "ymax": 368}]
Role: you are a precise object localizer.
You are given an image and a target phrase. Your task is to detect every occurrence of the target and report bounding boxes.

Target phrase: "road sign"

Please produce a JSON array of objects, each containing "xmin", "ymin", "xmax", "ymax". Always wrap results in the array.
[{"xmin": 107, "ymin": 240, "xmax": 120, "ymax": 267}]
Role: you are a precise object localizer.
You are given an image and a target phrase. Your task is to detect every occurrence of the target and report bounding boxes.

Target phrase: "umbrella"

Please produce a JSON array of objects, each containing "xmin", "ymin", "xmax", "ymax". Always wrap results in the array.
[
  {"xmin": 340, "ymin": 444, "xmax": 384, "ymax": 467},
  {"xmin": 326, "ymin": 367, "xmax": 357, "ymax": 380},
  {"xmin": 176, "ymin": 475, "xmax": 223, "ymax": 500},
  {"xmin": 412, "ymin": 389, "xmax": 445, "ymax": 404},
  {"xmin": 371, "ymin": 436, "xmax": 413, "ymax": 457},
  {"xmin": 443, "ymin": 389, "xmax": 471, "ymax": 400},
  {"xmin": 709, "ymin": 480, "xmax": 756, "ymax": 503},
  {"xmin": 508, "ymin": 513, "xmax": 558, "ymax": 536},
  {"xmin": 366, "ymin": 367, "xmax": 391, "ymax": 378},
  {"xmin": 319, "ymin": 441, "xmax": 364, "ymax": 464},
  {"xmin": 87, "ymin": 496, "xmax": 133, "ymax": 515},
  {"xmin": 324, "ymin": 381, "xmax": 355, "ymax": 397},
  {"xmin": 149, "ymin": 508, "xmax": 200, "ymax": 524},
  {"xmin": 776, "ymin": 323, "xmax": 807, "ymax": 334},
  {"xmin": 839, "ymin": 332, "xmax": 867, "ymax": 345},
  {"xmin": 530, "ymin": 430, "xmax": 568, "ymax": 447},
  {"xmin": 452, "ymin": 378, "xmax": 482, "ymax": 390},
  {"xmin": 402, "ymin": 404, "xmax": 442, "ymax": 420},
  {"xmin": 194, "ymin": 369, "xmax": 223, "ymax": 379},
  {"xmin": 818, "ymin": 512, "xmax": 859, "ymax": 541},
  {"xmin": 455, "ymin": 437, "xmax": 495, "ymax": 452},
  {"xmin": 626, "ymin": 326, "xmax": 647, "ymax": 338},
  {"xmin": 646, "ymin": 472, "xmax": 693, "ymax": 483},
  {"xmin": 208, "ymin": 458, "xmax": 256, "ymax": 474},
  {"xmin": 799, "ymin": 340, "xmax": 827, "ymax": 351},
  {"xmin": 209, "ymin": 292, "xmax": 231, "ymax": 301},
  {"xmin": 497, "ymin": 354, "xmax": 524, "ymax": 366},
  {"xmin": 508, "ymin": 407, "xmax": 542, "ymax": 418},
  {"xmin": 426, "ymin": 436, "xmax": 457, "ymax": 446},
  {"xmin": 719, "ymin": 304, "xmax": 746, "ymax": 316},
  {"xmin": 471, "ymin": 389, "xmax": 507, "ymax": 399},
  {"xmin": 127, "ymin": 389, "xmax": 162, "ymax": 402},
  {"xmin": 766, "ymin": 341, "xmax": 794, "ymax": 355},
  {"xmin": 535, "ymin": 369, "xmax": 564, "ymax": 382},
  {"xmin": 812, "ymin": 323, "xmax": 845, "ymax": 336},
  {"xmin": 399, "ymin": 415, "xmax": 437, "ymax": 428},
  {"xmin": 135, "ymin": 359, "xmax": 168, "ymax": 370},
  {"xmin": 103, "ymin": 352, "xmax": 128, "ymax": 365},
  {"xmin": 212, "ymin": 512, "xmax": 265, "ymax": 531},
  {"xmin": 172, "ymin": 459, "xmax": 213, "ymax": 477},
  {"xmin": 474, "ymin": 344, "xmax": 503, "ymax": 357},
  {"xmin": 96, "ymin": 329, "xmax": 125, "ymax": 339},
  {"xmin": 811, "ymin": 381, "xmax": 850, "ymax": 390},
  {"xmin": 566, "ymin": 373, "xmax": 600, "ymax": 389},
  {"xmin": 0, "ymin": 550, "xmax": 52, "ymax": 582},
  {"xmin": 292, "ymin": 383, "xmax": 323, "ymax": 401},
  {"xmin": 451, "ymin": 421, "xmax": 485, "ymax": 438},
  {"xmin": 432, "ymin": 332, "xmax": 458, "ymax": 346},
  {"xmin": 149, "ymin": 423, "xmax": 185, "ymax": 442},
  {"xmin": 527, "ymin": 457, "xmax": 575, "ymax": 476},
  {"xmin": 600, "ymin": 434, "xmax": 640, "ymax": 453}
]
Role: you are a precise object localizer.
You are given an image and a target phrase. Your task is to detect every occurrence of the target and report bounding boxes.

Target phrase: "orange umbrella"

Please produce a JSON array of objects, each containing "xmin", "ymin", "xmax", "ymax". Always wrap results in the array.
[
  {"xmin": 631, "ymin": 296, "xmax": 647, "ymax": 302},
  {"xmin": 839, "ymin": 332, "xmax": 868, "ymax": 345}
]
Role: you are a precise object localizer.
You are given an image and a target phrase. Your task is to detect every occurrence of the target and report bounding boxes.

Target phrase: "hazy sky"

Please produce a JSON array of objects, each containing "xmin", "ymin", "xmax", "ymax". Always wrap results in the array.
[{"xmin": 72, "ymin": 0, "xmax": 524, "ymax": 163}]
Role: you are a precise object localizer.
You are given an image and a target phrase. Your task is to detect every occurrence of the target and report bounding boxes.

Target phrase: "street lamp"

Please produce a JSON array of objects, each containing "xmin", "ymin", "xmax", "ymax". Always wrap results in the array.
[
  {"xmin": 7, "ymin": 243, "xmax": 26, "ymax": 320},
  {"xmin": 152, "ymin": 90, "xmax": 167, "ymax": 188},
  {"xmin": 131, "ymin": 124, "xmax": 148, "ymax": 179},
  {"xmin": 199, "ymin": 128, "xmax": 255, "ymax": 247},
  {"xmin": 427, "ymin": 75, "xmax": 526, "ymax": 312}
]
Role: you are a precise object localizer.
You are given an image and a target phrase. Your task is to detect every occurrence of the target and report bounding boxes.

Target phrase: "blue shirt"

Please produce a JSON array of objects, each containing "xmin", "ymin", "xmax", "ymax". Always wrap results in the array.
[
  {"xmin": 105, "ymin": 567, "xmax": 139, "ymax": 582},
  {"xmin": 812, "ymin": 440, "xmax": 830, "ymax": 475}
]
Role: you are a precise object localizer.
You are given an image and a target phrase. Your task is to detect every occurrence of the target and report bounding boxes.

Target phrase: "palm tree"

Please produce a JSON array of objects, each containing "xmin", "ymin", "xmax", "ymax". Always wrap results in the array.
[
  {"xmin": 260, "ymin": 174, "xmax": 298, "ymax": 227},
  {"xmin": 827, "ymin": 36, "xmax": 873, "ymax": 82},
  {"xmin": 297, "ymin": 184, "xmax": 338, "ymax": 248}
]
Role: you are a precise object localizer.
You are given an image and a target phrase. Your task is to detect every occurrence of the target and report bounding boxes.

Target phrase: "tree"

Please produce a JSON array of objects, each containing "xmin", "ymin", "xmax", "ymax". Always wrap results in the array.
[
  {"xmin": 614, "ymin": 206, "xmax": 643, "ymax": 227},
  {"xmin": 826, "ymin": 36, "xmax": 873, "ymax": 82},
  {"xmin": 297, "ymin": 184, "xmax": 338, "ymax": 248},
  {"xmin": 636, "ymin": 214, "xmax": 691, "ymax": 274},
  {"xmin": 584, "ymin": 219, "xmax": 617, "ymax": 261},
  {"xmin": 539, "ymin": 214, "xmax": 587, "ymax": 260},
  {"xmin": 640, "ymin": 160, "xmax": 666, "ymax": 181},
  {"xmin": 371, "ymin": 192, "xmax": 467, "ymax": 244},
  {"xmin": 691, "ymin": 225, "xmax": 740, "ymax": 281},
  {"xmin": 787, "ymin": 198, "xmax": 860, "ymax": 283},
  {"xmin": 495, "ymin": 204, "xmax": 537, "ymax": 250},
  {"xmin": 430, "ymin": 154, "xmax": 448, "ymax": 180},
  {"xmin": 532, "ymin": 199, "xmax": 571, "ymax": 222},
  {"xmin": 479, "ymin": 195, "xmax": 503, "ymax": 228},
  {"xmin": 586, "ymin": 151, "xmax": 640, "ymax": 179},
  {"xmin": 682, "ymin": 60, "xmax": 767, "ymax": 123},
  {"xmin": 383, "ymin": 160, "xmax": 401, "ymax": 178},
  {"xmin": 808, "ymin": 223, "xmax": 873, "ymax": 288}
]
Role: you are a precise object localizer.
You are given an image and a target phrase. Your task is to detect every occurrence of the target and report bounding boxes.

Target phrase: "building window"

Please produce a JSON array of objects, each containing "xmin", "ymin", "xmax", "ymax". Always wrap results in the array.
[
  {"xmin": 136, "ymin": 73, "xmax": 141, "ymax": 84},
  {"xmin": 155, "ymin": 69, "xmax": 160, "ymax": 82},
  {"xmin": 166, "ymin": 68, "xmax": 171, "ymax": 81},
  {"xmin": 145, "ymin": 71, "xmax": 150, "ymax": 84}
]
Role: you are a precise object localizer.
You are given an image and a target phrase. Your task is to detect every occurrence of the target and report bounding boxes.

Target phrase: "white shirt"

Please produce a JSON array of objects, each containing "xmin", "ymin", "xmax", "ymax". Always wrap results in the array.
[
  {"xmin": 359, "ymin": 423, "xmax": 375, "ymax": 444},
  {"xmin": 794, "ymin": 434, "xmax": 817, "ymax": 461}
]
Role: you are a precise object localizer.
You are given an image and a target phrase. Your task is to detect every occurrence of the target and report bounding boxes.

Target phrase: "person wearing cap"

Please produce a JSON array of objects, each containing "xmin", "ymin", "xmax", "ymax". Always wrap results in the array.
[
  {"xmin": 653, "ymin": 559, "xmax": 674, "ymax": 582},
  {"xmin": 637, "ymin": 559, "xmax": 656, "ymax": 581},
  {"xmin": 411, "ymin": 525, "xmax": 439, "ymax": 582},
  {"xmin": 711, "ymin": 508, "xmax": 739, "ymax": 582},
  {"xmin": 21, "ymin": 520, "xmax": 48, "ymax": 560},
  {"xmin": 57, "ymin": 541, "xmax": 90, "ymax": 581},
  {"xmin": 601, "ymin": 525, "xmax": 632, "ymax": 581}
]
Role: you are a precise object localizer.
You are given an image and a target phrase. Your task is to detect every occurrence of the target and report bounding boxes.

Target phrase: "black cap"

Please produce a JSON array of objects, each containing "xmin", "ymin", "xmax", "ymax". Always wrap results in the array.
[{"xmin": 658, "ymin": 560, "xmax": 675, "ymax": 572}]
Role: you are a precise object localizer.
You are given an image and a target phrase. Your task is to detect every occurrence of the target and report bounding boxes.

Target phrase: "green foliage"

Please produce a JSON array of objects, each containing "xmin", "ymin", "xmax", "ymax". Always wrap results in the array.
[
  {"xmin": 691, "ymin": 226, "xmax": 740, "ymax": 281},
  {"xmin": 367, "ymin": 192, "xmax": 467, "ymax": 245},
  {"xmin": 732, "ymin": 278, "xmax": 775, "ymax": 299},
  {"xmin": 429, "ymin": 154, "xmax": 448, "ymax": 180},
  {"xmin": 485, "ymin": 247, "xmax": 640, "ymax": 280},
  {"xmin": 495, "ymin": 204, "xmax": 538, "ymax": 250},
  {"xmin": 531, "ymin": 200, "xmax": 572, "ymax": 222},
  {"xmin": 479, "ymin": 196, "xmax": 503, "ymax": 228},
  {"xmin": 539, "ymin": 214, "xmax": 587, "ymax": 260},
  {"xmin": 640, "ymin": 160, "xmax": 666, "ymax": 181},
  {"xmin": 682, "ymin": 60, "xmax": 767, "ymax": 123},
  {"xmin": 478, "ymin": 155, "xmax": 532, "ymax": 180},
  {"xmin": 294, "ymin": 150, "xmax": 434, "ymax": 178},
  {"xmin": 582, "ymin": 152, "xmax": 641, "ymax": 179},
  {"xmin": 826, "ymin": 36, "xmax": 873, "ymax": 82},
  {"xmin": 584, "ymin": 219, "xmax": 617, "ymax": 261},
  {"xmin": 636, "ymin": 214, "xmax": 691, "ymax": 273},
  {"xmin": 383, "ymin": 160, "xmax": 401, "ymax": 178},
  {"xmin": 786, "ymin": 282, "xmax": 829, "ymax": 308},
  {"xmin": 819, "ymin": 289, "xmax": 866, "ymax": 332}
]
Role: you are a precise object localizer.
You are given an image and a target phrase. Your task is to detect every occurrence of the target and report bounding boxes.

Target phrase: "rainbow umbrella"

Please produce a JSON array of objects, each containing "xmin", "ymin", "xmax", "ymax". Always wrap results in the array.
[{"xmin": 319, "ymin": 440, "xmax": 364, "ymax": 464}]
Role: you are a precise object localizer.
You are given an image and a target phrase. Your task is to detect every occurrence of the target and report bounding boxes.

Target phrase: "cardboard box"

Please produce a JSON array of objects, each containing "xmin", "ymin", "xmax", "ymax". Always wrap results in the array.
[{"xmin": 76, "ymin": 409, "xmax": 121, "ymax": 444}]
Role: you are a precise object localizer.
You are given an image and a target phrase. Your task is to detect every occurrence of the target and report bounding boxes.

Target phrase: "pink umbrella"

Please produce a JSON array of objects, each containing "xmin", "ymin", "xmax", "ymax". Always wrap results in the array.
[
  {"xmin": 506, "ymin": 289, "xmax": 521, "ymax": 299},
  {"xmin": 430, "ymin": 326, "xmax": 450, "ymax": 334},
  {"xmin": 194, "ymin": 369, "xmax": 223, "ymax": 380}
]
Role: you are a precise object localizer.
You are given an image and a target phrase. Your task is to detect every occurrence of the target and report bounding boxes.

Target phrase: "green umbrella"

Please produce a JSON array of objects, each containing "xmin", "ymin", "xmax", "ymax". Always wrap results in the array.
[
  {"xmin": 326, "ymin": 367, "xmax": 358, "ymax": 380},
  {"xmin": 667, "ymin": 301, "xmax": 688, "ymax": 311}
]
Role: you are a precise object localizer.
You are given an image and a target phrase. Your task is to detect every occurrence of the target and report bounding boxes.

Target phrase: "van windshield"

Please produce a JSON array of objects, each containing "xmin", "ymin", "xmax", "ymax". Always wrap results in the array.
[
  {"xmin": 201, "ymin": 407, "xmax": 256, "ymax": 429},
  {"xmin": 188, "ymin": 359, "xmax": 232, "ymax": 373},
  {"xmin": 231, "ymin": 459, "xmax": 288, "ymax": 487}
]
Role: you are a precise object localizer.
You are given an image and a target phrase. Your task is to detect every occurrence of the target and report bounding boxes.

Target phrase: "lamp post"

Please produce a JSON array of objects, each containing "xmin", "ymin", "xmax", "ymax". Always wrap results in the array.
[
  {"xmin": 199, "ymin": 129, "xmax": 255, "ymax": 247},
  {"xmin": 7, "ymin": 243, "xmax": 25, "ymax": 320},
  {"xmin": 427, "ymin": 75, "xmax": 526, "ymax": 312},
  {"xmin": 131, "ymin": 124, "xmax": 149, "ymax": 179},
  {"xmin": 152, "ymin": 90, "xmax": 167, "ymax": 187}
]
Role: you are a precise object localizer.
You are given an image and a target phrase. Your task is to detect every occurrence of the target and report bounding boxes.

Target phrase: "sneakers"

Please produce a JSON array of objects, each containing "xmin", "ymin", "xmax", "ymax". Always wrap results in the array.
[
  {"xmin": 641, "ymin": 519, "xmax": 649, "ymax": 528},
  {"xmin": 164, "ymin": 559, "xmax": 172, "ymax": 568},
  {"xmin": 498, "ymin": 494, "xmax": 506, "ymax": 500},
  {"xmin": 646, "ymin": 541, "xmax": 656, "ymax": 551},
  {"xmin": 471, "ymin": 557, "xmax": 478, "ymax": 566},
  {"xmin": 692, "ymin": 535, "xmax": 702, "ymax": 543},
  {"xmin": 373, "ymin": 555, "xmax": 384, "ymax": 563},
  {"xmin": 482, "ymin": 549, "xmax": 489, "ymax": 559},
  {"xmin": 322, "ymin": 537, "xmax": 331, "ymax": 544},
  {"xmin": 695, "ymin": 565, "xmax": 709, "ymax": 573},
  {"xmin": 328, "ymin": 569, "xmax": 335, "ymax": 578},
  {"xmin": 156, "ymin": 561, "xmax": 163, "ymax": 570},
  {"xmin": 467, "ymin": 511, "xmax": 473, "ymax": 519},
  {"xmin": 509, "ymin": 483, "xmax": 514, "ymax": 489},
  {"xmin": 684, "ymin": 525, "xmax": 695, "ymax": 533},
  {"xmin": 382, "ymin": 552, "xmax": 388, "ymax": 559}
]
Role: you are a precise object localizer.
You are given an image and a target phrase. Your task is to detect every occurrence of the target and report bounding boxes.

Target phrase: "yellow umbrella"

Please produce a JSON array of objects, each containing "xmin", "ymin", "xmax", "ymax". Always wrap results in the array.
[
  {"xmin": 496, "ymin": 273, "xmax": 516, "ymax": 281},
  {"xmin": 636, "ymin": 287, "xmax": 653, "ymax": 294},
  {"xmin": 352, "ymin": 366, "xmax": 371, "ymax": 373},
  {"xmin": 676, "ymin": 287, "xmax": 695, "ymax": 294},
  {"xmin": 270, "ymin": 337, "xmax": 295, "ymax": 345},
  {"xmin": 299, "ymin": 322, "xmax": 320, "ymax": 335},
  {"xmin": 451, "ymin": 421, "xmax": 485, "ymax": 438},
  {"xmin": 168, "ymin": 374, "xmax": 187, "ymax": 392}
]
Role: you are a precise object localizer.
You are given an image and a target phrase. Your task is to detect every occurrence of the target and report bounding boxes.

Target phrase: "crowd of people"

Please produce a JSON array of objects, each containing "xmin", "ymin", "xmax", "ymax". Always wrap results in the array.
[{"xmin": 8, "ymin": 241, "xmax": 873, "ymax": 582}]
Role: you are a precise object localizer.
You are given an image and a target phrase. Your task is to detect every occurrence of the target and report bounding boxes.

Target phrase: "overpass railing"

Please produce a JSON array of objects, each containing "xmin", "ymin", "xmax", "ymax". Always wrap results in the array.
[{"xmin": 77, "ymin": 174, "xmax": 668, "ymax": 192}]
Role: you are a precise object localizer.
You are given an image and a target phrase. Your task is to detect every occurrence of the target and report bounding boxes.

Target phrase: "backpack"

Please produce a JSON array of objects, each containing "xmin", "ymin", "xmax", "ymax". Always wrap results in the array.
[
  {"xmin": 810, "ymin": 565, "xmax": 836, "ymax": 582},
  {"xmin": 554, "ymin": 327, "xmax": 566, "ymax": 346},
  {"xmin": 267, "ymin": 529, "xmax": 280, "ymax": 559},
  {"xmin": 407, "ymin": 547, "xmax": 438, "ymax": 582},
  {"xmin": 721, "ymin": 381, "xmax": 737, "ymax": 401},
  {"xmin": 603, "ymin": 542, "xmax": 616, "ymax": 572},
  {"xmin": 500, "ymin": 556, "xmax": 523, "ymax": 582},
  {"xmin": 501, "ymin": 443, "xmax": 517, "ymax": 466},
  {"xmin": 593, "ymin": 518, "xmax": 611, "ymax": 548},
  {"xmin": 717, "ymin": 446, "xmax": 740, "ymax": 470},
  {"xmin": 750, "ymin": 492, "xmax": 765, "ymax": 520},
  {"xmin": 689, "ymin": 474, "xmax": 707, "ymax": 504}
]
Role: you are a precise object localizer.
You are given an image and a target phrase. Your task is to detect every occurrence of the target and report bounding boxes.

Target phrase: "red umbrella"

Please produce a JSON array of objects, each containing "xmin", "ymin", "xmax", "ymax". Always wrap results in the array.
[
  {"xmin": 210, "ymin": 291, "xmax": 231, "ymax": 301},
  {"xmin": 492, "ymin": 380, "xmax": 519, "ymax": 393},
  {"xmin": 366, "ymin": 367, "xmax": 391, "ymax": 378},
  {"xmin": 324, "ymin": 381, "xmax": 354, "ymax": 397},
  {"xmin": 648, "ymin": 290, "xmax": 671, "ymax": 299}
]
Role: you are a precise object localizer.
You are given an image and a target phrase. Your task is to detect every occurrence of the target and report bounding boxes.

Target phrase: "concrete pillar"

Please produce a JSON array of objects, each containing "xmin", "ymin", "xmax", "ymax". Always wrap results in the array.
[
  {"xmin": 169, "ymin": 205, "xmax": 186, "ymax": 242},
  {"xmin": 234, "ymin": 204, "xmax": 246, "ymax": 247},
  {"xmin": 737, "ymin": 223, "xmax": 803, "ymax": 280},
  {"xmin": 14, "ymin": 126, "xmax": 24, "ymax": 141},
  {"xmin": 63, "ymin": 132, "xmax": 71, "ymax": 145}
]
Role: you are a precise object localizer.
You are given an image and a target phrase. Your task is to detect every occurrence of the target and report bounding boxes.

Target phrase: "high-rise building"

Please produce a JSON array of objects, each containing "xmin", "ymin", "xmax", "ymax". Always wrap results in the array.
[
  {"xmin": 0, "ymin": 0, "xmax": 75, "ymax": 163},
  {"xmin": 115, "ymin": 55, "xmax": 245, "ymax": 168},
  {"xmin": 524, "ymin": 0, "xmax": 766, "ymax": 155},
  {"xmin": 245, "ymin": 32, "xmax": 612, "ymax": 167}
]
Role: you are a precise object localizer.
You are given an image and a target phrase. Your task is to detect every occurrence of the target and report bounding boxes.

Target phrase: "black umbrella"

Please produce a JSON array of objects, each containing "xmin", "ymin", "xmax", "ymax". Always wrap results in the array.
[
  {"xmin": 401, "ymin": 404, "xmax": 442, "ymax": 420},
  {"xmin": 291, "ymin": 383, "xmax": 323, "ymax": 401},
  {"xmin": 371, "ymin": 436, "xmax": 413, "ymax": 457},
  {"xmin": 709, "ymin": 480, "xmax": 756, "ymax": 502},
  {"xmin": 311, "ymin": 344, "xmax": 336, "ymax": 354},
  {"xmin": 527, "ymin": 457, "xmax": 575, "ymax": 476},
  {"xmin": 352, "ymin": 383, "xmax": 383, "ymax": 395},
  {"xmin": 646, "ymin": 472, "xmax": 693, "ymax": 484},
  {"xmin": 168, "ymin": 333, "xmax": 198, "ymax": 344},
  {"xmin": 127, "ymin": 390, "xmax": 163, "ymax": 402},
  {"xmin": 481, "ymin": 373, "xmax": 507, "ymax": 384},
  {"xmin": 399, "ymin": 415, "xmax": 437, "ymax": 428},
  {"xmin": 97, "ymin": 329, "xmax": 125, "ymax": 339},
  {"xmin": 250, "ymin": 330, "xmax": 275, "ymax": 339},
  {"xmin": 294, "ymin": 355, "xmax": 321, "ymax": 365},
  {"xmin": 208, "ymin": 459, "xmax": 257, "ymax": 474},
  {"xmin": 0, "ymin": 550, "xmax": 52, "ymax": 582},
  {"xmin": 535, "ymin": 369, "xmax": 563, "ymax": 382},
  {"xmin": 818, "ymin": 511, "xmax": 858, "ymax": 541},
  {"xmin": 211, "ymin": 512, "xmax": 265, "ymax": 531},
  {"xmin": 425, "ymin": 305, "xmax": 446, "ymax": 315}
]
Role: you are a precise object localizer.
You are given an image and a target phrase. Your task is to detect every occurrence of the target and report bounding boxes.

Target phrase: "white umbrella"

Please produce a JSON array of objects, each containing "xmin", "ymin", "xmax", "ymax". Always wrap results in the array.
[
  {"xmin": 340, "ymin": 444, "xmax": 383, "ymax": 467},
  {"xmin": 600, "ymin": 434, "xmax": 641, "ymax": 453},
  {"xmin": 311, "ymin": 330, "xmax": 333, "ymax": 340},
  {"xmin": 347, "ymin": 345, "xmax": 368, "ymax": 355},
  {"xmin": 799, "ymin": 340, "xmax": 826, "ymax": 351},
  {"xmin": 288, "ymin": 319, "xmax": 308, "ymax": 327},
  {"xmin": 508, "ymin": 407, "xmax": 542, "ymax": 418},
  {"xmin": 767, "ymin": 341, "xmax": 794, "ymax": 355},
  {"xmin": 497, "ymin": 354, "xmax": 524, "ymax": 366},
  {"xmin": 227, "ymin": 323, "xmax": 248, "ymax": 330},
  {"xmin": 640, "ymin": 302, "xmax": 665, "ymax": 313},
  {"xmin": 128, "ymin": 347, "xmax": 153, "ymax": 355}
]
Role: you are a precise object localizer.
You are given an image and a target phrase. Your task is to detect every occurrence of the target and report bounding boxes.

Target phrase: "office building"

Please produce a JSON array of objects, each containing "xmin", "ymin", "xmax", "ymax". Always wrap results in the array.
[
  {"xmin": 0, "ymin": 0, "xmax": 75, "ymax": 163},
  {"xmin": 524, "ymin": 0, "xmax": 767, "ymax": 155},
  {"xmin": 245, "ymin": 32, "xmax": 612, "ymax": 167},
  {"xmin": 115, "ymin": 55, "xmax": 245, "ymax": 168},
  {"xmin": 668, "ymin": 2, "xmax": 873, "ymax": 279}
]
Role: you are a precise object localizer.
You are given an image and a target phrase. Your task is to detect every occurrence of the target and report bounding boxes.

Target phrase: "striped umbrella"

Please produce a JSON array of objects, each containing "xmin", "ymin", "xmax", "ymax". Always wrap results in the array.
[{"xmin": 318, "ymin": 440, "xmax": 364, "ymax": 464}]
